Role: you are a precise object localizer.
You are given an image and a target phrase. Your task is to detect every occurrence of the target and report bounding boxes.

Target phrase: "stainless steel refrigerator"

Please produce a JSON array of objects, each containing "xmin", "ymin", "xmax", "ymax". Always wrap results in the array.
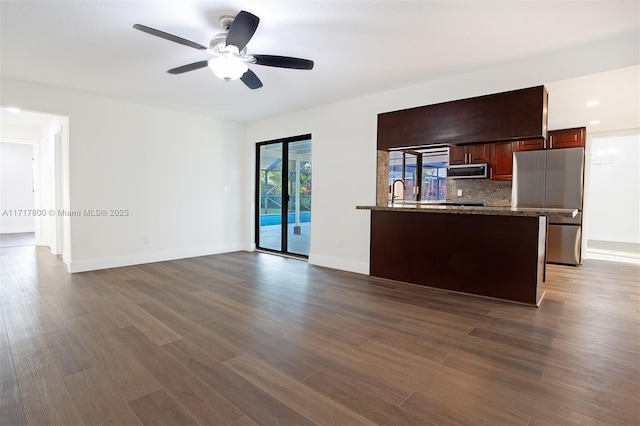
[{"xmin": 512, "ymin": 147, "xmax": 585, "ymax": 265}]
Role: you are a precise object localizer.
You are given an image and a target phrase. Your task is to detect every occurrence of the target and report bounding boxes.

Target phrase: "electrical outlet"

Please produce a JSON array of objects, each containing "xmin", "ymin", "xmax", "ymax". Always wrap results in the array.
[
  {"xmin": 457, "ymin": 189, "xmax": 463, "ymax": 197},
  {"xmin": 143, "ymin": 235, "xmax": 150, "ymax": 244}
]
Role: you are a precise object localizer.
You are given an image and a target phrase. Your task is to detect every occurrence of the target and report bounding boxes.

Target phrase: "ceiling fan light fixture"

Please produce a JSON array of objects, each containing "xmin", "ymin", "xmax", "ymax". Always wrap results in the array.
[
  {"xmin": 208, "ymin": 45, "xmax": 248, "ymax": 81},
  {"xmin": 134, "ymin": 10, "xmax": 313, "ymax": 89}
]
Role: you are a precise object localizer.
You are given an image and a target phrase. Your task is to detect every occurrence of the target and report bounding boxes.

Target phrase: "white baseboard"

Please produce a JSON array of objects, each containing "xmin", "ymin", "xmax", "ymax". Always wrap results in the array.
[
  {"xmin": 588, "ymin": 234, "xmax": 640, "ymax": 244},
  {"xmin": 308, "ymin": 254, "xmax": 369, "ymax": 275},
  {"xmin": 68, "ymin": 243, "xmax": 246, "ymax": 273},
  {"xmin": 0, "ymin": 226, "xmax": 36, "ymax": 234},
  {"xmin": 62, "ymin": 251, "xmax": 72, "ymax": 272}
]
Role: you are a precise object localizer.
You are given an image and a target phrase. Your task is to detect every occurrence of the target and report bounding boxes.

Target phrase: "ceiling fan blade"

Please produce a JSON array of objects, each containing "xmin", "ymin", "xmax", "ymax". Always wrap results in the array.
[
  {"xmin": 225, "ymin": 11, "xmax": 259, "ymax": 51},
  {"xmin": 133, "ymin": 24, "xmax": 207, "ymax": 51},
  {"xmin": 167, "ymin": 60, "xmax": 209, "ymax": 74},
  {"xmin": 253, "ymin": 55, "xmax": 314, "ymax": 70},
  {"xmin": 240, "ymin": 69, "xmax": 263, "ymax": 89}
]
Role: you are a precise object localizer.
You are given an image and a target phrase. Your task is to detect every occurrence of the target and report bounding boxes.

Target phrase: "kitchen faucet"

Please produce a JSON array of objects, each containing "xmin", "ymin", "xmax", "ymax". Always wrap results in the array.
[{"xmin": 391, "ymin": 179, "xmax": 405, "ymax": 204}]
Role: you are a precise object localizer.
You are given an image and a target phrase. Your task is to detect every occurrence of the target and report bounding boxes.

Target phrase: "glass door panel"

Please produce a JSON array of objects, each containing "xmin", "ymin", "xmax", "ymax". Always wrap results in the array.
[
  {"xmin": 404, "ymin": 153, "xmax": 418, "ymax": 200},
  {"xmin": 287, "ymin": 140, "xmax": 312, "ymax": 256},
  {"xmin": 420, "ymin": 161, "xmax": 447, "ymax": 202},
  {"xmin": 257, "ymin": 143, "xmax": 283, "ymax": 252}
]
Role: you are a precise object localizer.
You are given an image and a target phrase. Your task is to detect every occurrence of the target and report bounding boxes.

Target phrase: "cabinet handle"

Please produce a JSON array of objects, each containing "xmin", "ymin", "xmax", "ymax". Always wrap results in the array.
[{"xmin": 468, "ymin": 153, "xmax": 472, "ymax": 164}]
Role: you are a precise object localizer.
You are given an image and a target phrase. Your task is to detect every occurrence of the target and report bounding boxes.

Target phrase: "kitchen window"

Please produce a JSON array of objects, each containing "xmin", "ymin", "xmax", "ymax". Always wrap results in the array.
[{"xmin": 389, "ymin": 149, "xmax": 448, "ymax": 202}]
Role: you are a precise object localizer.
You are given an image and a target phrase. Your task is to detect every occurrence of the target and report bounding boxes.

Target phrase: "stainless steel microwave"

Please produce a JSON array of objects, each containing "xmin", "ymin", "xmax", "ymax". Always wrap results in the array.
[{"xmin": 446, "ymin": 163, "xmax": 489, "ymax": 179}]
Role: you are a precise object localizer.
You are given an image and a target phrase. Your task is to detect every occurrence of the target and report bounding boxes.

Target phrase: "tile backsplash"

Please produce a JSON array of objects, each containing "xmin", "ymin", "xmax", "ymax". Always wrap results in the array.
[{"xmin": 446, "ymin": 179, "xmax": 512, "ymax": 206}]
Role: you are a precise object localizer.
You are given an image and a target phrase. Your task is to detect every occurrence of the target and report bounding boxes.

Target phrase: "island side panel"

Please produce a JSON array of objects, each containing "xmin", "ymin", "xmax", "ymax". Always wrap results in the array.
[
  {"xmin": 370, "ymin": 211, "xmax": 544, "ymax": 304},
  {"xmin": 537, "ymin": 216, "xmax": 547, "ymax": 303}
]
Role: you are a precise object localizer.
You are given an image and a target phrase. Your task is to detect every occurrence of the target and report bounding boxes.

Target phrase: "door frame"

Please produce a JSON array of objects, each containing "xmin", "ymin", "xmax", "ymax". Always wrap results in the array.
[{"xmin": 255, "ymin": 133, "xmax": 311, "ymax": 258}]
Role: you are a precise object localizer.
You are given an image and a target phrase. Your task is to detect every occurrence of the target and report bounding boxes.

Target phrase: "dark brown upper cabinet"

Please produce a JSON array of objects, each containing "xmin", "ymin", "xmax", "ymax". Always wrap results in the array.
[
  {"xmin": 450, "ymin": 144, "xmax": 491, "ymax": 165},
  {"xmin": 515, "ymin": 138, "xmax": 546, "ymax": 151},
  {"xmin": 449, "ymin": 145, "xmax": 467, "ymax": 165},
  {"xmin": 548, "ymin": 127, "xmax": 586, "ymax": 149},
  {"xmin": 491, "ymin": 138, "xmax": 545, "ymax": 180},
  {"xmin": 377, "ymin": 85, "xmax": 548, "ymax": 150},
  {"xmin": 490, "ymin": 142, "xmax": 516, "ymax": 181}
]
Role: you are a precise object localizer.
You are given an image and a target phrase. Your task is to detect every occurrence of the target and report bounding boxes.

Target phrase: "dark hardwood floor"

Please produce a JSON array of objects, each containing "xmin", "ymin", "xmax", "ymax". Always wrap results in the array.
[{"xmin": 1, "ymin": 245, "xmax": 638, "ymax": 425}]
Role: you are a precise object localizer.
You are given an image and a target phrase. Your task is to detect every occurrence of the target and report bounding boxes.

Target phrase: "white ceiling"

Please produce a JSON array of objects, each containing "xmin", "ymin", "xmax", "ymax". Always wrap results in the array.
[
  {"xmin": 1, "ymin": 1, "xmax": 639, "ymax": 127},
  {"xmin": 546, "ymin": 65, "xmax": 640, "ymax": 133}
]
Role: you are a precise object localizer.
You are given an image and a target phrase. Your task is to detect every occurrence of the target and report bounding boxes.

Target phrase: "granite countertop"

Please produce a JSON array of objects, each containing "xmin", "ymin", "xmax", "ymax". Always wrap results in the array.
[{"xmin": 356, "ymin": 203, "xmax": 578, "ymax": 218}]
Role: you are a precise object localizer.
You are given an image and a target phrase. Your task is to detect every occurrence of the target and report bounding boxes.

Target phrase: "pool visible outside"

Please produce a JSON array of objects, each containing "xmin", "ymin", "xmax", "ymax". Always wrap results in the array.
[
  {"xmin": 260, "ymin": 212, "xmax": 311, "ymax": 226},
  {"xmin": 258, "ymin": 221, "xmax": 311, "ymax": 256}
]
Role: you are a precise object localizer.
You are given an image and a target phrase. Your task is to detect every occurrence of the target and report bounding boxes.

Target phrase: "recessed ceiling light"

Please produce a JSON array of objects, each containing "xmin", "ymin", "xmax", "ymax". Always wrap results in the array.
[
  {"xmin": 585, "ymin": 100, "xmax": 599, "ymax": 107},
  {"xmin": 589, "ymin": 120, "xmax": 600, "ymax": 125},
  {"xmin": 6, "ymin": 106, "xmax": 21, "ymax": 113}
]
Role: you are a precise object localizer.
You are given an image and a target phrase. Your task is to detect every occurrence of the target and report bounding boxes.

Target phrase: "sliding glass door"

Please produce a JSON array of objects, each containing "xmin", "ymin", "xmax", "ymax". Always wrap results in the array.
[{"xmin": 256, "ymin": 135, "xmax": 311, "ymax": 257}]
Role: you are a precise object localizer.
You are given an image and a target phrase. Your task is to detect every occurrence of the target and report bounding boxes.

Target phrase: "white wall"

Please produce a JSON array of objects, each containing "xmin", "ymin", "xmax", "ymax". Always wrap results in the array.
[
  {"xmin": 1, "ymin": 122, "xmax": 41, "ymax": 141},
  {"xmin": 1, "ymin": 78, "xmax": 246, "ymax": 272},
  {"xmin": 0, "ymin": 142, "xmax": 35, "ymax": 233},
  {"xmin": 587, "ymin": 133, "xmax": 640, "ymax": 243},
  {"xmin": 246, "ymin": 31, "xmax": 639, "ymax": 274}
]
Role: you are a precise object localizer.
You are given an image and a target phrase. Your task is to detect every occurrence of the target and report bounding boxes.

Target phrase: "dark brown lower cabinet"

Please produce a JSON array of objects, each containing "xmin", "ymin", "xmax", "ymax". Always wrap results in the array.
[{"xmin": 370, "ymin": 211, "xmax": 547, "ymax": 305}]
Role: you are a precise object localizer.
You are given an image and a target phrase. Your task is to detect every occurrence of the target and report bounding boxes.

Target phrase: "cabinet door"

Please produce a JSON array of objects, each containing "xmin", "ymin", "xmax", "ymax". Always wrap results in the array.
[
  {"xmin": 449, "ymin": 146, "xmax": 467, "ymax": 165},
  {"xmin": 549, "ymin": 128, "xmax": 586, "ymax": 149},
  {"xmin": 516, "ymin": 138, "xmax": 546, "ymax": 151},
  {"xmin": 491, "ymin": 142, "xmax": 514, "ymax": 180},
  {"xmin": 468, "ymin": 144, "xmax": 491, "ymax": 164}
]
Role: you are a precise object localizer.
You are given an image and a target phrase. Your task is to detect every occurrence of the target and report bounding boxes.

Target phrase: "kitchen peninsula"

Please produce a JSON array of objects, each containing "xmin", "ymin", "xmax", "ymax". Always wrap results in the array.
[
  {"xmin": 357, "ymin": 204, "xmax": 577, "ymax": 305},
  {"xmin": 366, "ymin": 85, "xmax": 573, "ymax": 306}
]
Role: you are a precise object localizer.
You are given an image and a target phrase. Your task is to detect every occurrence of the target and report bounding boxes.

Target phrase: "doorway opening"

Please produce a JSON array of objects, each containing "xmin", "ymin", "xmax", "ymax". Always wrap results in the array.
[
  {"xmin": 255, "ymin": 135, "xmax": 311, "ymax": 258},
  {"xmin": 0, "ymin": 141, "xmax": 36, "ymax": 247},
  {"xmin": 0, "ymin": 107, "xmax": 70, "ymax": 266},
  {"xmin": 585, "ymin": 132, "xmax": 640, "ymax": 264}
]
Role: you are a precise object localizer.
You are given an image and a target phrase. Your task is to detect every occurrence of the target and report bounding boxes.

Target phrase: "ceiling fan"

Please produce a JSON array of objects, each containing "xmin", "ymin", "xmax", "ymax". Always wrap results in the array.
[{"xmin": 133, "ymin": 10, "xmax": 314, "ymax": 89}]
